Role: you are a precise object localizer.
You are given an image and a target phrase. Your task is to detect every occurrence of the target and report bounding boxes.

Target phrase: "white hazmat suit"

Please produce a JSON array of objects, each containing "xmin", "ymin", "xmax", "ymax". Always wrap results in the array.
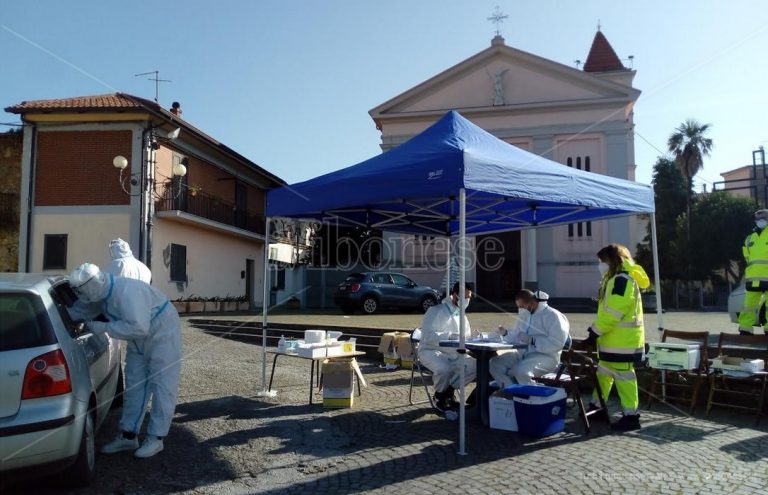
[
  {"xmin": 106, "ymin": 238, "xmax": 151, "ymax": 283},
  {"xmin": 69, "ymin": 263, "xmax": 180, "ymax": 458},
  {"xmin": 489, "ymin": 294, "xmax": 569, "ymax": 387},
  {"xmin": 418, "ymin": 297, "xmax": 477, "ymax": 393}
]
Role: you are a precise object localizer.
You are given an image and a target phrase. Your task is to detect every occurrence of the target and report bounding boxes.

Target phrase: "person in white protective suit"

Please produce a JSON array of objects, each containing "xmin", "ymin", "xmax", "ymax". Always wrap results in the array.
[
  {"xmin": 418, "ymin": 281, "xmax": 477, "ymax": 416},
  {"xmin": 489, "ymin": 289, "xmax": 570, "ymax": 387},
  {"xmin": 106, "ymin": 238, "xmax": 151, "ymax": 283},
  {"xmin": 68, "ymin": 263, "xmax": 181, "ymax": 458}
]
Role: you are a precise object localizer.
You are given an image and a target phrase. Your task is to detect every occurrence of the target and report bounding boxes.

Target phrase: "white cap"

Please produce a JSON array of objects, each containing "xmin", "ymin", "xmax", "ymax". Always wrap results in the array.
[{"xmin": 533, "ymin": 290, "xmax": 550, "ymax": 301}]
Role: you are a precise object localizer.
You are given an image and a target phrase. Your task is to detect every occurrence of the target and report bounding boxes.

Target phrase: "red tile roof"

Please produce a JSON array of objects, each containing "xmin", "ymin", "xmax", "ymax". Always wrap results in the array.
[
  {"xmin": 583, "ymin": 31, "xmax": 626, "ymax": 73},
  {"xmin": 4, "ymin": 93, "xmax": 157, "ymax": 113}
]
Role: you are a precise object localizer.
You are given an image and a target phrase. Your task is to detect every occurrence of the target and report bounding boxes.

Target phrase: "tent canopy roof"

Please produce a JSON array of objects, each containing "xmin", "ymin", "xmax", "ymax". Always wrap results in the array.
[{"xmin": 267, "ymin": 111, "xmax": 654, "ymax": 236}]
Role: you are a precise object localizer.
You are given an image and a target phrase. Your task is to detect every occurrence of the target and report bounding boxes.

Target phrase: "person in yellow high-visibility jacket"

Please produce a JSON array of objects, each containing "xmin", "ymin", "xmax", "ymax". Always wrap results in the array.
[
  {"xmin": 584, "ymin": 243, "xmax": 650, "ymax": 432},
  {"xmin": 739, "ymin": 209, "xmax": 768, "ymax": 335}
]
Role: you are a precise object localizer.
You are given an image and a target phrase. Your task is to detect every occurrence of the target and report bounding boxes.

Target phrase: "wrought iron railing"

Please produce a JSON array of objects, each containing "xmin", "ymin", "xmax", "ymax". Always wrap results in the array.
[
  {"xmin": 155, "ymin": 182, "xmax": 265, "ymax": 235},
  {"xmin": 0, "ymin": 192, "xmax": 20, "ymax": 227}
]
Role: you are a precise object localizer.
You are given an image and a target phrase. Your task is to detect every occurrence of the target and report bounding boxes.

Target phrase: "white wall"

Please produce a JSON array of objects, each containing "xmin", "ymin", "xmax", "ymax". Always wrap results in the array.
[
  {"xmin": 152, "ymin": 219, "xmax": 265, "ymax": 305},
  {"xmin": 31, "ymin": 207, "xmax": 132, "ymax": 273}
]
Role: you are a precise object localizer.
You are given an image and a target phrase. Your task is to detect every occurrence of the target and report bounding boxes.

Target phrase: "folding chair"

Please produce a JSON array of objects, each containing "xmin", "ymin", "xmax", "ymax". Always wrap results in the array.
[
  {"xmin": 408, "ymin": 328, "xmax": 436, "ymax": 409},
  {"xmin": 706, "ymin": 333, "xmax": 768, "ymax": 424},
  {"xmin": 534, "ymin": 336, "xmax": 610, "ymax": 432},
  {"xmin": 647, "ymin": 330, "xmax": 710, "ymax": 414}
]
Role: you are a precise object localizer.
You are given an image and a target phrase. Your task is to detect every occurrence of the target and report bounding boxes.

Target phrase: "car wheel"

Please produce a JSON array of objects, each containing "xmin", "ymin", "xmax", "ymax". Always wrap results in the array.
[
  {"xmin": 361, "ymin": 296, "xmax": 378, "ymax": 314},
  {"xmin": 62, "ymin": 412, "xmax": 95, "ymax": 487},
  {"xmin": 340, "ymin": 305, "xmax": 355, "ymax": 315},
  {"xmin": 112, "ymin": 363, "xmax": 124, "ymax": 409},
  {"xmin": 421, "ymin": 296, "xmax": 437, "ymax": 313}
]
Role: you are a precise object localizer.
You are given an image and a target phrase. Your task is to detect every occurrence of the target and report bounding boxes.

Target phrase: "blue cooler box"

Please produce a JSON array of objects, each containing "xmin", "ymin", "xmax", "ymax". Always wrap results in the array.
[{"xmin": 505, "ymin": 385, "xmax": 567, "ymax": 437}]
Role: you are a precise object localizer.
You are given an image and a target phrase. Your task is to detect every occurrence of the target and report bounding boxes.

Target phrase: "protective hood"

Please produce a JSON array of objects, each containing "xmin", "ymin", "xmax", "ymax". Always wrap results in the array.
[
  {"xmin": 70, "ymin": 263, "xmax": 110, "ymax": 303},
  {"xmin": 109, "ymin": 238, "xmax": 133, "ymax": 260},
  {"xmin": 622, "ymin": 259, "xmax": 650, "ymax": 290}
]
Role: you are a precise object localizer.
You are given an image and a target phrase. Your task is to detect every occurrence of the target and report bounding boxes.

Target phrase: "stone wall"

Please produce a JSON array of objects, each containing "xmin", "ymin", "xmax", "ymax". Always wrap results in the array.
[{"xmin": 0, "ymin": 130, "xmax": 22, "ymax": 272}]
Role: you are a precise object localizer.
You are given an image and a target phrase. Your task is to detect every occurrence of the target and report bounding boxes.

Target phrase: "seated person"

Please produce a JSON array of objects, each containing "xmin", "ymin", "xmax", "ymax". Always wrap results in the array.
[
  {"xmin": 489, "ymin": 289, "xmax": 569, "ymax": 387},
  {"xmin": 418, "ymin": 282, "xmax": 477, "ymax": 416}
]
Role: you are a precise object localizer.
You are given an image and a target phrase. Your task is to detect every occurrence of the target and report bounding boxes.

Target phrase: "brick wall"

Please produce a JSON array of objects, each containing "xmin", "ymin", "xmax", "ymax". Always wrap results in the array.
[
  {"xmin": 0, "ymin": 131, "xmax": 22, "ymax": 271},
  {"xmin": 36, "ymin": 130, "xmax": 132, "ymax": 206}
]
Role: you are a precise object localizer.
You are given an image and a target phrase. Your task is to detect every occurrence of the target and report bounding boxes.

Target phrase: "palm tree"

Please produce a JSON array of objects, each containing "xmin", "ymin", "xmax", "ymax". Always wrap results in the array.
[{"xmin": 667, "ymin": 119, "xmax": 713, "ymax": 241}]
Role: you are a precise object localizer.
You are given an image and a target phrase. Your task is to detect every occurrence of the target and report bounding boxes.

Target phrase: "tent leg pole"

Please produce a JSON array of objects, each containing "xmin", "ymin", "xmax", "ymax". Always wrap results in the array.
[
  {"xmin": 258, "ymin": 216, "xmax": 276, "ymax": 397},
  {"xmin": 650, "ymin": 213, "xmax": 664, "ymax": 331},
  {"xmin": 446, "ymin": 237, "xmax": 451, "ymax": 298},
  {"xmin": 458, "ymin": 188, "xmax": 467, "ymax": 456}
]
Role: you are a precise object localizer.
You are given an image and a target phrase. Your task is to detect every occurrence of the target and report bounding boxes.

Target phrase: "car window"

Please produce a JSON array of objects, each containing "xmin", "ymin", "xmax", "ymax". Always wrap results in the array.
[
  {"xmin": 343, "ymin": 273, "xmax": 365, "ymax": 283},
  {"xmin": 391, "ymin": 274, "xmax": 412, "ymax": 285},
  {"xmin": 50, "ymin": 283, "xmax": 80, "ymax": 337},
  {"xmin": 0, "ymin": 293, "xmax": 56, "ymax": 351},
  {"xmin": 372, "ymin": 274, "xmax": 393, "ymax": 284}
]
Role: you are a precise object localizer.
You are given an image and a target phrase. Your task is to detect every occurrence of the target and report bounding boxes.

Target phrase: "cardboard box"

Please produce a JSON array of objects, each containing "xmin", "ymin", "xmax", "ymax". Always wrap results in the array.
[
  {"xmin": 322, "ymin": 360, "xmax": 354, "ymax": 408},
  {"xmin": 647, "ymin": 342, "xmax": 701, "ymax": 370},
  {"xmin": 377, "ymin": 331, "xmax": 412, "ymax": 368},
  {"xmin": 489, "ymin": 393, "xmax": 518, "ymax": 432}
]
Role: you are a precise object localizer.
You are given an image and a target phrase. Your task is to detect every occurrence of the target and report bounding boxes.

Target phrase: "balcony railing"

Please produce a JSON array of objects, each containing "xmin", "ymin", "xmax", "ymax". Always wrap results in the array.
[
  {"xmin": 0, "ymin": 192, "xmax": 20, "ymax": 228},
  {"xmin": 155, "ymin": 182, "xmax": 265, "ymax": 235}
]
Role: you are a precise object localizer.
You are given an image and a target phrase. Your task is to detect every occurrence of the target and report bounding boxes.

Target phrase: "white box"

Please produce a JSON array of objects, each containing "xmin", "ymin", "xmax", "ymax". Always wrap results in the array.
[
  {"xmin": 296, "ymin": 343, "xmax": 343, "ymax": 358},
  {"xmin": 741, "ymin": 359, "xmax": 765, "ymax": 373},
  {"xmin": 647, "ymin": 342, "xmax": 701, "ymax": 370},
  {"xmin": 489, "ymin": 394, "xmax": 518, "ymax": 432}
]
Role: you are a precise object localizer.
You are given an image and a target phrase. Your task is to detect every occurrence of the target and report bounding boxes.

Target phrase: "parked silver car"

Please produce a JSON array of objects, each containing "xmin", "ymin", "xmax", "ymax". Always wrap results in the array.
[{"xmin": 0, "ymin": 274, "xmax": 122, "ymax": 487}]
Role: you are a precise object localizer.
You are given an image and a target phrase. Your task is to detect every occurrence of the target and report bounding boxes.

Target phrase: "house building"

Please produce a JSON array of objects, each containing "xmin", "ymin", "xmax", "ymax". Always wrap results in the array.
[
  {"xmin": 5, "ymin": 93, "xmax": 284, "ymax": 306},
  {"xmin": 0, "ymin": 129, "xmax": 22, "ymax": 272},
  {"xmin": 368, "ymin": 31, "xmax": 642, "ymax": 302}
]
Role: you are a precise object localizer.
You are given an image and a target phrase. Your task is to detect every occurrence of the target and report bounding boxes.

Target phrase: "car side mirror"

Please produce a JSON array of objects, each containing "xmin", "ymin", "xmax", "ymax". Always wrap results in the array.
[{"xmin": 407, "ymin": 282, "xmax": 416, "ymax": 288}]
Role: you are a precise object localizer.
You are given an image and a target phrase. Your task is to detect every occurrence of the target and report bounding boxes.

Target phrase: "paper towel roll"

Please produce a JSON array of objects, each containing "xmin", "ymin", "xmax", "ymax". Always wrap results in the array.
[{"xmin": 304, "ymin": 330, "xmax": 326, "ymax": 344}]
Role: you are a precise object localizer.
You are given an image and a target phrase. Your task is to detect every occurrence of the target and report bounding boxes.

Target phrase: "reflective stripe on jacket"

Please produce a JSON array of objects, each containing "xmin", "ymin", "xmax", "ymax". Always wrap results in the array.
[
  {"xmin": 743, "ymin": 229, "xmax": 768, "ymax": 284},
  {"xmin": 591, "ymin": 271, "xmax": 645, "ymax": 363}
]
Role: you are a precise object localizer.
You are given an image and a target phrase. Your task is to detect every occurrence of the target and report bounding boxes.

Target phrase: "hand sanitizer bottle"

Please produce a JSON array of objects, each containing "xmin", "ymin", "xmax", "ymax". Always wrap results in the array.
[{"xmin": 278, "ymin": 335, "xmax": 286, "ymax": 352}]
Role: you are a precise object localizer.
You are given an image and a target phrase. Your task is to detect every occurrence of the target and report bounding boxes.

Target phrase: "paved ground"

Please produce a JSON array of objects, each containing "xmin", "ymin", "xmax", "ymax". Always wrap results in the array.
[{"xmin": 8, "ymin": 311, "xmax": 767, "ymax": 494}]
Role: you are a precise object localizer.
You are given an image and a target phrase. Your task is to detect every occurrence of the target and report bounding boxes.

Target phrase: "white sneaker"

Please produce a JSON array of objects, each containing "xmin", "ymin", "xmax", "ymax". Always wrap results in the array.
[
  {"xmin": 134, "ymin": 436, "xmax": 164, "ymax": 458},
  {"xmin": 101, "ymin": 434, "xmax": 139, "ymax": 454}
]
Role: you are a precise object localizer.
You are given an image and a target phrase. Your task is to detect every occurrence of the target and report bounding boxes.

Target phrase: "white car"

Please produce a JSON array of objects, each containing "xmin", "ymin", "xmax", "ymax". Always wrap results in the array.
[{"xmin": 0, "ymin": 274, "xmax": 122, "ymax": 488}]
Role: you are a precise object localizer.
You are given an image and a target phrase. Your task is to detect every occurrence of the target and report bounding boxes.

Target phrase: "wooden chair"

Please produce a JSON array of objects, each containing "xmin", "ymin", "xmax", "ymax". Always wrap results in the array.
[
  {"xmin": 706, "ymin": 333, "xmax": 768, "ymax": 424},
  {"xmin": 646, "ymin": 329, "xmax": 710, "ymax": 414},
  {"xmin": 534, "ymin": 336, "xmax": 610, "ymax": 432}
]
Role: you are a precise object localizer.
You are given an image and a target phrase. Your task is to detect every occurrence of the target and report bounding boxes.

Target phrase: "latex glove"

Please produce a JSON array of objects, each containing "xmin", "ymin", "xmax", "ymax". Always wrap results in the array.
[{"xmin": 87, "ymin": 321, "xmax": 109, "ymax": 335}]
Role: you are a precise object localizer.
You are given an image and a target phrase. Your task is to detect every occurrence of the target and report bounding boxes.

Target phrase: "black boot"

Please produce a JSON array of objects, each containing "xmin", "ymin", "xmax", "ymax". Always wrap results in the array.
[
  {"xmin": 433, "ymin": 389, "xmax": 451, "ymax": 412},
  {"xmin": 444, "ymin": 386, "xmax": 459, "ymax": 410},
  {"xmin": 610, "ymin": 413, "xmax": 641, "ymax": 431}
]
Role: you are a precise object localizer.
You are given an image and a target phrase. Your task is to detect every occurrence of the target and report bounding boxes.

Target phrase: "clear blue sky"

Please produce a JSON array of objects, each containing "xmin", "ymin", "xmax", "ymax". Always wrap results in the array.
[{"xmin": 3, "ymin": 1, "xmax": 767, "ymax": 191}]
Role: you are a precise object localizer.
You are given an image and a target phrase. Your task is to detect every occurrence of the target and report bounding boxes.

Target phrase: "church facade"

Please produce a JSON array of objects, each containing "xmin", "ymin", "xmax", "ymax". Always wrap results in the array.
[{"xmin": 369, "ymin": 32, "xmax": 644, "ymax": 302}]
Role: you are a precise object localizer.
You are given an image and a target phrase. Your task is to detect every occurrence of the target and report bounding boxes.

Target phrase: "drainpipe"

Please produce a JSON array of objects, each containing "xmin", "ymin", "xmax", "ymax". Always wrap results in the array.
[
  {"xmin": 137, "ymin": 127, "xmax": 149, "ymax": 264},
  {"xmin": 145, "ymin": 128, "xmax": 155, "ymax": 269},
  {"xmin": 23, "ymin": 122, "xmax": 37, "ymax": 273}
]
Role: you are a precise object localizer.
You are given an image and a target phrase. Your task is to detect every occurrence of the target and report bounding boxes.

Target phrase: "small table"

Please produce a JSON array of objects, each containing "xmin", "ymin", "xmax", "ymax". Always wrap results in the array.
[
  {"xmin": 267, "ymin": 350, "xmax": 366, "ymax": 405},
  {"xmin": 439, "ymin": 340, "xmax": 526, "ymax": 426}
]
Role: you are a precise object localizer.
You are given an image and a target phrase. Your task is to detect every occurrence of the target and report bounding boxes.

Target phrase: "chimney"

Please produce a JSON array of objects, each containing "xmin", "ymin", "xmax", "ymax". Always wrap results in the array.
[{"xmin": 170, "ymin": 101, "xmax": 182, "ymax": 117}]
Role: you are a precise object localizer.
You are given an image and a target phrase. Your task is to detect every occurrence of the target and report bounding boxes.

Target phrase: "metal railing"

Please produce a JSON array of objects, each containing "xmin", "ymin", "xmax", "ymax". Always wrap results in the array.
[
  {"xmin": 155, "ymin": 182, "xmax": 265, "ymax": 235},
  {"xmin": 0, "ymin": 192, "xmax": 20, "ymax": 227}
]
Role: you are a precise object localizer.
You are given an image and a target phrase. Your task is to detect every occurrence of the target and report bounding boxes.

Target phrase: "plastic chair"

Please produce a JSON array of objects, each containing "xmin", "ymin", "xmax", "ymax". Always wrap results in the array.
[
  {"xmin": 706, "ymin": 333, "xmax": 768, "ymax": 424},
  {"xmin": 647, "ymin": 329, "xmax": 710, "ymax": 414},
  {"xmin": 534, "ymin": 335, "xmax": 610, "ymax": 432},
  {"xmin": 407, "ymin": 328, "xmax": 437, "ymax": 409}
]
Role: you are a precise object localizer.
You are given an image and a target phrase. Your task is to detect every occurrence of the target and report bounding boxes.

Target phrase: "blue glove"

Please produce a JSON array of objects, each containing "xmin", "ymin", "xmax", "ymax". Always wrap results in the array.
[{"xmin": 87, "ymin": 321, "xmax": 109, "ymax": 334}]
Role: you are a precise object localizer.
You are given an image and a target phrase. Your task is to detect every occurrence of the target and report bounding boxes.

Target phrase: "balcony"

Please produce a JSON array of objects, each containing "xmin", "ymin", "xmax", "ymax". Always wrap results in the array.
[
  {"xmin": 0, "ymin": 192, "xmax": 20, "ymax": 228},
  {"xmin": 155, "ymin": 182, "xmax": 265, "ymax": 236}
]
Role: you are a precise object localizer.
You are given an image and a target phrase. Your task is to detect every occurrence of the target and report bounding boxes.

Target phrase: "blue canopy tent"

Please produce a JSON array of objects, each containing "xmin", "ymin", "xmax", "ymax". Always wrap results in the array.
[{"xmin": 263, "ymin": 110, "xmax": 661, "ymax": 452}]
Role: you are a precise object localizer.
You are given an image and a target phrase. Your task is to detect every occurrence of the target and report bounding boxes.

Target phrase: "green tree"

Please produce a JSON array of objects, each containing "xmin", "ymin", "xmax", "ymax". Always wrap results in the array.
[
  {"xmin": 636, "ymin": 158, "xmax": 689, "ymax": 280},
  {"xmin": 674, "ymin": 192, "xmax": 755, "ymax": 283},
  {"xmin": 667, "ymin": 119, "xmax": 713, "ymax": 240}
]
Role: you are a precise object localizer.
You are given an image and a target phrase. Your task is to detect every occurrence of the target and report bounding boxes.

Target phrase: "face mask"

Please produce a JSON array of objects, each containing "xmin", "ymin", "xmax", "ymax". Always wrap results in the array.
[
  {"xmin": 517, "ymin": 307, "xmax": 530, "ymax": 317},
  {"xmin": 598, "ymin": 262, "xmax": 609, "ymax": 276},
  {"xmin": 757, "ymin": 219, "xmax": 768, "ymax": 229},
  {"xmin": 460, "ymin": 297, "xmax": 471, "ymax": 311}
]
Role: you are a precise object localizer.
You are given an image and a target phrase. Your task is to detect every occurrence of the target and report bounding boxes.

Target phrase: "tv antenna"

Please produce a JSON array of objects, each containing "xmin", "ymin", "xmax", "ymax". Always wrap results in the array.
[{"xmin": 134, "ymin": 70, "xmax": 171, "ymax": 103}]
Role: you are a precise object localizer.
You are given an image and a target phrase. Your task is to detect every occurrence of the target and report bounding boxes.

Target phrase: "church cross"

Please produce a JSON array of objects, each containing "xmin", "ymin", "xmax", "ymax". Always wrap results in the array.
[{"xmin": 487, "ymin": 6, "xmax": 509, "ymax": 37}]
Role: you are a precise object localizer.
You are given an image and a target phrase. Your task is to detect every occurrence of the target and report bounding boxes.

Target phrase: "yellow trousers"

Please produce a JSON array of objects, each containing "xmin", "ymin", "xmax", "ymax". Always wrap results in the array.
[
  {"xmin": 738, "ymin": 290, "xmax": 767, "ymax": 333},
  {"xmin": 592, "ymin": 360, "xmax": 638, "ymax": 415}
]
